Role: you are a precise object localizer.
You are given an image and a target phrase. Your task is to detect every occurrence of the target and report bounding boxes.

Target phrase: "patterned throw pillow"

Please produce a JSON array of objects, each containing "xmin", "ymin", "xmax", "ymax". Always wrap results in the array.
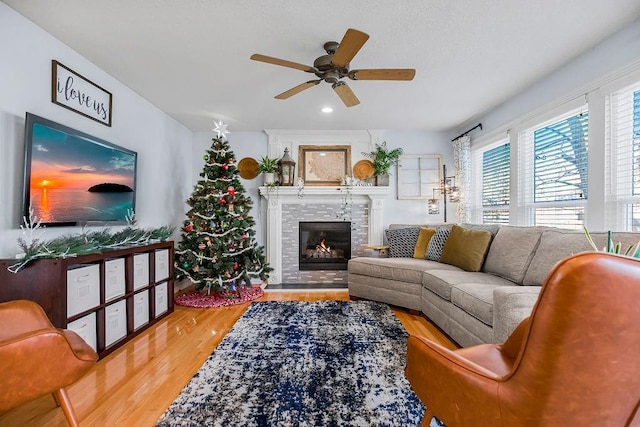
[
  {"xmin": 385, "ymin": 227, "xmax": 420, "ymax": 258},
  {"xmin": 426, "ymin": 226, "xmax": 451, "ymax": 261}
]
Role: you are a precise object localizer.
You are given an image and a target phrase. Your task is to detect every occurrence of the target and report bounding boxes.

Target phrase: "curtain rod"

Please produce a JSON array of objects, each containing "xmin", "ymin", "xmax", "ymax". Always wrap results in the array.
[{"xmin": 451, "ymin": 122, "xmax": 483, "ymax": 141}]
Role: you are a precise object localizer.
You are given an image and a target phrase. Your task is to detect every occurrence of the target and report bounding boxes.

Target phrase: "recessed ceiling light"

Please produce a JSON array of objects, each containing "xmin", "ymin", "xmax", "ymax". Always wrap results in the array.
[{"xmin": 321, "ymin": 107, "xmax": 333, "ymax": 113}]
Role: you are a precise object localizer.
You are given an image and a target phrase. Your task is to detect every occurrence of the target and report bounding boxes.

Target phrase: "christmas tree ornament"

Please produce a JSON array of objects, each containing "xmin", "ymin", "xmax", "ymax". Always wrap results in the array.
[
  {"xmin": 185, "ymin": 223, "xmax": 194, "ymax": 232},
  {"xmin": 222, "ymin": 163, "xmax": 229, "ymax": 170},
  {"xmin": 203, "ymin": 154, "xmax": 209, "ymax": 161},
  {"xmin": 228, "ymin": 186, "xmax": 236, "ymax": 195},
  {"xmin": 198, "ymin": 243, "xmax": 206, "ymax": 250},
  {"xmin": 212, "ymin": 120, "xmax": 230, "ymax": 139}
]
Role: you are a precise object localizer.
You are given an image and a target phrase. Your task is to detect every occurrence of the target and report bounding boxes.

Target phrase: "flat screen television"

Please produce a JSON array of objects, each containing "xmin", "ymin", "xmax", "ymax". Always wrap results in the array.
[{"xmin": 22, "ymin": 113, "xmax": 137, "ymax": 226}]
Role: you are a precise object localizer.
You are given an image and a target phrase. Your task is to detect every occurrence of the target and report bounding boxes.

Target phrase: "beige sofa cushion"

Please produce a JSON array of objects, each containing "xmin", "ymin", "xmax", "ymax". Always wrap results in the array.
[
  {"xmin": 522, "ymin": 230, "xmax": 593, "ymax": 286},
  {"xmin": 422, "ymin": 269, "xmax": 516, "ymax": 301},
  {"xmin": 451, "ymin": 283, "xmax": 505, "ymax": 326},
  {"xmin": 483, "ymin": 226, "xmax": 544, "ymax": 284},
  {"xmin": 348, "ymin": 257, "xmax": 461, "ymax": 284}
]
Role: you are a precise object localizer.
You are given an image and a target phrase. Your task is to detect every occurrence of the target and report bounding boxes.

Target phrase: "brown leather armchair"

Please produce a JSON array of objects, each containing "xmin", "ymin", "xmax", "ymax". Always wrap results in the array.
[
  {"xmin": 0, "ymin": 299, "xmax": 98, "ymax": 427},
  {"xmin": 406, "ymin": 252, "xmax": 640, "ymax": 426}
]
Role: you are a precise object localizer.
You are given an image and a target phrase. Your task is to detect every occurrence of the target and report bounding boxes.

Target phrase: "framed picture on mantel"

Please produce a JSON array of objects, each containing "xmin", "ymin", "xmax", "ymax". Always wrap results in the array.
[
  {"xmin": 51, "ymin": 60, "xmax": 113, "ymax": 126},
  {"xmin": 298, "ymin": 145, "xmax": 351, "ymax": 186}
]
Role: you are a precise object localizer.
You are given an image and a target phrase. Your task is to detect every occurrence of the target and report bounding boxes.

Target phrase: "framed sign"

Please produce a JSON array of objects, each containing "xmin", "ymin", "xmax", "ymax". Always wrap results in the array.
[
  {"xmin": 298, "ymin": 145, "xmax": 351, "ymax": 186},
  {"xmin": 51, "ymin": 60, "xmax": 113, "ymax": 126}
]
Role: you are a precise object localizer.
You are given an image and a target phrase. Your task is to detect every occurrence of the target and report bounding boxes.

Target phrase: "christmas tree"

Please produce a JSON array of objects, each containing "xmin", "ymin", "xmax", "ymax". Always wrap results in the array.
[{"xmin": 174, "ymin": 125, "xmax": 270, "ymax": 295}]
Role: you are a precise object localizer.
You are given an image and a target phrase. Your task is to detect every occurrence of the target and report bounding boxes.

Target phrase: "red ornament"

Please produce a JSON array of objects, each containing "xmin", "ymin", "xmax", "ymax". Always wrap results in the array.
[
  {"xmin": 222, "ymin": 164, "xmax": 229, "ymax": 170},
  {"xmin": 233, "ymin": 263, "xmax": 239, "ymax": 270},
  {"xmin": 198, "ymin": 243, "xmax": 206, "ymax": 250},
  {"xmin": 242, "ymin": 233, "xmax": 247, "ymax": 239},
  {"xmin": 220, "ymin": 198, "xmax": 226, "ymax": 204},
  {"xmin": 185, "ymin": 223, "xmax": 194, "ymax": 232},
  {"xmin": 228, "ymin": 186, "xmax": 236, "ymax": 195}
]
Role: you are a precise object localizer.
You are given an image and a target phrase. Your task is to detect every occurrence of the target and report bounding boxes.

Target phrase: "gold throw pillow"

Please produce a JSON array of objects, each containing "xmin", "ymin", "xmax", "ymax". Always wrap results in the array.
[
  {"xmin": 439, "ymin": 225, "xmax": 492, "ymax": 271},
  {"xmin": 413, "ymin": 227, "xmax": 436, "ymax": 259}
]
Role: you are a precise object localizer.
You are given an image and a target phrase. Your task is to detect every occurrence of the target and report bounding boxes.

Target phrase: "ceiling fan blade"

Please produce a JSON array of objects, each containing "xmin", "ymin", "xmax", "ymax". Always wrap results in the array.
[
  {"xmin": 332, "ymin": 82, "xmax": 360, "ymax": 107},
  {"xmin": 275, "ymin": 80, "xmax": 321, "ymax": 99},
  {"xmin": 332, "ymin": 28, "xmax": 369, "ymax": 68},
  {"xmin": 250, "ymin": 54, "xmax": 315, "ymax": 73},
  {"xmin": 349, "ymin": 69, "xmax": 416, "ymax": 81}
]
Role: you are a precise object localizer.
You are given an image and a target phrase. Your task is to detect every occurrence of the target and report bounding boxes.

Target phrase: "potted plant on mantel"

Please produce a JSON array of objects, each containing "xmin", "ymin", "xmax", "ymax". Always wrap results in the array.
[
  {"xmin": 363, "ymin": 141, "xmax": 403, "ymax": 186},
  {"xmin": 258, "ymin": 156, "xmax": 279, "ymax": 185}
]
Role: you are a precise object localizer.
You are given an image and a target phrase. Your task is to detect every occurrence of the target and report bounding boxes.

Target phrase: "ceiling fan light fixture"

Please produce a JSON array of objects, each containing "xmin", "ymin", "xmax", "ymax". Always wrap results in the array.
[{"xmin": 324, "ymin": 70, "xmax": 339, "ymax": 84}]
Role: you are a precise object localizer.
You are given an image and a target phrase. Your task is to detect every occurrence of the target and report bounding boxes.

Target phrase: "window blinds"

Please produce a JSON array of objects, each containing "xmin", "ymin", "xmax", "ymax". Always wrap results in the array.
[
  {"xmin": 605, "ymin": 80, "xmax": 640, "ymax": 231},
  {"xmin": 481, "ymin": 142, "xmax": 510, "ymax": 224},
  {"xmin": 519, "ymin": 106, "xmax": 588, "ymax": 229},
  {"xmin": 470, "ymin": 139, "xmax": 510, "ymax": 224}
]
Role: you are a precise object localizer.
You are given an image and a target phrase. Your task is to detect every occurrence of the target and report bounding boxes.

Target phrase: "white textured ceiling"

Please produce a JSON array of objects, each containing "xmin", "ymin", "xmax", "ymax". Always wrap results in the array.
[{"xmin": 3, "ymin": 0, "xmax": 640, "ymax": 132}]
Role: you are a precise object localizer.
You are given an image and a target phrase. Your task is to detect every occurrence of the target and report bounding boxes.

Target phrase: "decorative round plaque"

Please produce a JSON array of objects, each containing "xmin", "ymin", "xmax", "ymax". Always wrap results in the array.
[
  {"xmin": 353, "ymin": 159, "xmax": 375, "ymax": 180},
  {"xmin": 237, "ymin": 157, "xmax": 260, "ymax": 180}
]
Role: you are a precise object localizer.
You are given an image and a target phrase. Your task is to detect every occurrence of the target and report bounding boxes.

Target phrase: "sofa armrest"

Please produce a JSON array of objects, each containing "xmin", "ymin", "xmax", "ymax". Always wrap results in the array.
[{"xmin": 492, "ymin": 286, "xmax": 541, "ymax": 343}]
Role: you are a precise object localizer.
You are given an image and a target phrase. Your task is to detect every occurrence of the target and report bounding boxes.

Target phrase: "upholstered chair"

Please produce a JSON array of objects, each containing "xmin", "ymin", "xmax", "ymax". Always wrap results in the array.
[
  {"xmin": 406, "ymin": 252, "xmax": 640, "ymax": 426},
  {"xmin": 0, "ymin": 299, "xmax": 98, "ymax": 427}
]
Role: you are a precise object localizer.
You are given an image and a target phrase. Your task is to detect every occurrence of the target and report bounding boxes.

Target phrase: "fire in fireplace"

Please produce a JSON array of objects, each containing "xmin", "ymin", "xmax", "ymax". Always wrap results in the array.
[{"xmin": 299, "ymin": 221, "xmax": 351, "ymax": 270}]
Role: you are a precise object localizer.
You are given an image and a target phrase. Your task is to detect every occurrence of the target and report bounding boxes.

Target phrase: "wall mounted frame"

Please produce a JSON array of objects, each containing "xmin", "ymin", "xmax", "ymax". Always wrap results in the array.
[
  {"xmin": 298, "ymin": 145, "xmax": 351, "ymax": 186},
  {"xmin": 51, "ymin": 60, "xmax": 113, "ymax": 126}
]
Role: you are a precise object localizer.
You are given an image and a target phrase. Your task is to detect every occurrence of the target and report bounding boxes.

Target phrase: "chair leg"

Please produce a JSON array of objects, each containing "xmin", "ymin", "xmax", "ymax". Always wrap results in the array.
[
  {"xmin": 52, "ymin": 391, "xmax": 61, "ymax": 407},
  {"xmin": 53, "ymin": 388, "xmax": 80, "ymax": 427},
  {"xmin": 421, "ymin": 408, "xmax": 435, "ymax": 427}
]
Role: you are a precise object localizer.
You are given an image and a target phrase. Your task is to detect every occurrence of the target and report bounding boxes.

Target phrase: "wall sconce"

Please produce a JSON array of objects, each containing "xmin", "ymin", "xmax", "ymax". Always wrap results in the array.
[
  {"xmin": 426, "ymin": 164, "xmax": 458, "ymax": 222},
  {"xmin": 427, "ymin": 189, "xmax": 440, "ymax": 214},
  {"xmin": 278, "ymin": 148, "xmax": 296, "ymax": 186}
]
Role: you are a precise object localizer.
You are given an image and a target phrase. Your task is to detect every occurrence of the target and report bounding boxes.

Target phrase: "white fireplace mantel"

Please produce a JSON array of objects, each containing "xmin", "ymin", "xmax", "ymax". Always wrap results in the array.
[{"xmin": 259, "ymin": 186, "xmax": 390, "ymax": 284}]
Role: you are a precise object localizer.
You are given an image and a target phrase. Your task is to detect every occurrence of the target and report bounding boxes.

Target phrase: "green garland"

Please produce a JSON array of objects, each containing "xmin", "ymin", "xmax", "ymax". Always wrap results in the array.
[{"xmin": 8, "ymin": 225, "xmax": 174, "ymax": 273}]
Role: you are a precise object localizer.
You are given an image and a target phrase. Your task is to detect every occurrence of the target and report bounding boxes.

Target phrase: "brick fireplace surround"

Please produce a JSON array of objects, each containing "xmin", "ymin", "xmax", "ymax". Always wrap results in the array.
[{"xmin": 259, "ymin": 186, "xmax": 390, "ymax": 285}]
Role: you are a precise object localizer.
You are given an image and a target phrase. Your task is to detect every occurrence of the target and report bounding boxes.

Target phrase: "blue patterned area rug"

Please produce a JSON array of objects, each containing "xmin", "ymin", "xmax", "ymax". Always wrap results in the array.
[{"xmin": 156, "ymin": 300, "xmax": 427, "ymax": 426}]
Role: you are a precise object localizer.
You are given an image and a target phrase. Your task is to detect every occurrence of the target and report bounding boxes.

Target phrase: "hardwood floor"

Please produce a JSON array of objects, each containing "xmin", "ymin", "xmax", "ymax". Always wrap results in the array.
[{"xmin": 0, "ymin": 290, "xmax": 456, "ymax": 426}]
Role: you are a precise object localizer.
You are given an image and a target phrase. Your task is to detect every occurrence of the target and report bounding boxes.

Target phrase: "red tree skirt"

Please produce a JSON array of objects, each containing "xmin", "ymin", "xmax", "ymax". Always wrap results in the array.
[{"xmin": 175, "ymin": 286, "xmax": 265, "ymax": 308}]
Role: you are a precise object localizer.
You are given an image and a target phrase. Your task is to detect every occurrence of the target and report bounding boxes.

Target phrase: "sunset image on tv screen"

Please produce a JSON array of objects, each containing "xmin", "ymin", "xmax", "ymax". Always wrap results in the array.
[{"xmin": 28, "ymin": 122, "xmax": 136, "ymax": 224}]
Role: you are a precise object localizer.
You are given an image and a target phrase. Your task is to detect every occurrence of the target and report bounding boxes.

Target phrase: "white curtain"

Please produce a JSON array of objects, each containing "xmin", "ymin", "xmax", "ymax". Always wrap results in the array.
[{"xmin": 452, "ymin": 134, "xmax": 471, "ymax": 223}]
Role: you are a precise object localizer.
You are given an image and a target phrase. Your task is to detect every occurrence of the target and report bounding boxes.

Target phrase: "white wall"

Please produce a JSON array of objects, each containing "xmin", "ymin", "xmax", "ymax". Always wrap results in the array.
[{"xmin": 0, "ymin": 4, "xmax": 193, "ymax": 258}]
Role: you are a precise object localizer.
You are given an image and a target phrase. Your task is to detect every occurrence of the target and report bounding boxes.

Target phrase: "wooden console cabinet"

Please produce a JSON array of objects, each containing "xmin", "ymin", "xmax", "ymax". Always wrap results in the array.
[{"xmin": 0, "ymin": 241, "xmax": 175, "ymax": 359}]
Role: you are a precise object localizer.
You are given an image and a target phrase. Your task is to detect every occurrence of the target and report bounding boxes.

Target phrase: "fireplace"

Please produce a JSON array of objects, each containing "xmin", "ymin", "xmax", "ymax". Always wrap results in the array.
[{"xmin": 299, "ymin": 221, "xmax": 351, "ymax": 270}]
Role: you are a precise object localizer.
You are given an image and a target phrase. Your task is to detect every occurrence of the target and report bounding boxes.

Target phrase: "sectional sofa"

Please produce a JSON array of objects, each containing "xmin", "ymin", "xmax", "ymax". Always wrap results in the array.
[{"xmin": 348, "ymin": 224, "xmax": 639, "ymax": 347}]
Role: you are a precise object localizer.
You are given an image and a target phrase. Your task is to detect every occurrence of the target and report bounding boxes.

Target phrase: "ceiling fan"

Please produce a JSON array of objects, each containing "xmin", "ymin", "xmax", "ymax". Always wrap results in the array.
[{"xmin": 250, "ymin": 28, "xmax": 416, "ymax": 107}]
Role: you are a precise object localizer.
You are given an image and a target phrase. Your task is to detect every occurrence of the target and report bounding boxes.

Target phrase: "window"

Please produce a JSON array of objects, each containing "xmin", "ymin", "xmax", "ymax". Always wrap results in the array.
[
  {"xmin": 605, "ymin": 80, "xmax": 640, "ymax": 231},
  {"xmin": 519, "ymin": 107, "xmax": 589, "ymax": 229},
  {"xmin": 471, "ymin": 139, "xmax": 510, "ymax": 224},
  {"xmin": 396, "ymin": 155, "xmax": 442, "ymax": 200}
]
